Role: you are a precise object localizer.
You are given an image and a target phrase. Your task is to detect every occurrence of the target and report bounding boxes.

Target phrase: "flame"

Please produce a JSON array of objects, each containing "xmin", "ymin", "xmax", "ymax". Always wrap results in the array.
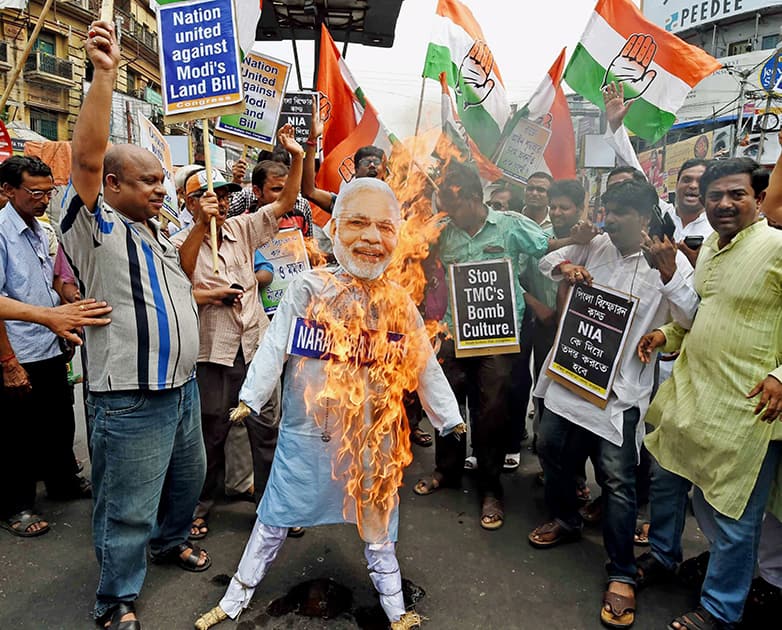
[{"xmin": 294, "ymin": 137, "xmax": 462, "ymax": 540}]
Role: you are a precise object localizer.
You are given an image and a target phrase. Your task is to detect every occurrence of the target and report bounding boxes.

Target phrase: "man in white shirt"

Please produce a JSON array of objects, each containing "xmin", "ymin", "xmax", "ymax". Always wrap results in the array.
[{"xmin": 527, "ymin": 179, "xmax": 699, "ymax": 629}]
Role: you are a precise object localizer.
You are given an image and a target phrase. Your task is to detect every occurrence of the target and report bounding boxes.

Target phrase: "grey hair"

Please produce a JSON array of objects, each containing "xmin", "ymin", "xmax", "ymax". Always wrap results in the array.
[{"xmin": 332, "ymin": 177, "xmax": 400, "ymax": 220}]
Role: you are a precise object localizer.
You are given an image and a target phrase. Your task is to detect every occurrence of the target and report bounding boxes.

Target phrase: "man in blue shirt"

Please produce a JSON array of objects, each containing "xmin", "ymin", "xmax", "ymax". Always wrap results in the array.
[{"xmin": 0, "ymin": 156, "xmax": 91, "ymax": 538}]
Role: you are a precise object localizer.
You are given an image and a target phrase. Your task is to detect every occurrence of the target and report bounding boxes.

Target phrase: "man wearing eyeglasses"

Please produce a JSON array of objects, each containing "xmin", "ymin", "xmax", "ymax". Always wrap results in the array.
[
  {"xmin": 170, "ymin": 125, "xmax": 304, "ymax": 541},
  {"xmin": 0, "ymin": 156, "xmax": 90, "ymax": 539}
]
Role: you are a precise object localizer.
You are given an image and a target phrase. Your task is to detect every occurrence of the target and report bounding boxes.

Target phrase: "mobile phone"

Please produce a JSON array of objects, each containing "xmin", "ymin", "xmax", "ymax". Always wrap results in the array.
[
  {"xmin": 222, "ymin": 283, "xmax": 244, "ymax": 306},
  {"xmin": 683, "ymin": 236, "xmax": 704, "ymax": 249}
]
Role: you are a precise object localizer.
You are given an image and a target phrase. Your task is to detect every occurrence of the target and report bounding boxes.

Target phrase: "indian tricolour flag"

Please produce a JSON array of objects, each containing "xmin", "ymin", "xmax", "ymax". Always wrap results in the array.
[
  {"xmin": 564, "ymin": 0, "xmax": 721, "ymax": 142},
  {"xmin": 422, "ymin": 0, "xmax": 509, "ymax": 157},
  {"xmin": 236, "ymin": 0, "xmax": 262, "ymax": 57}
]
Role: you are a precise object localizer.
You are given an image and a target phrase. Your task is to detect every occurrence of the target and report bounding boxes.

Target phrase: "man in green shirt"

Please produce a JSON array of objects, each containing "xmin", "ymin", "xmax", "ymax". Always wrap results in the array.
[
  {"xmin": 413, "ymin": 161, "xmax": 594, "ymax": 531},
  {"xmin": 637, "ymin": 158, "xmax": 782, "ymax": 629}
]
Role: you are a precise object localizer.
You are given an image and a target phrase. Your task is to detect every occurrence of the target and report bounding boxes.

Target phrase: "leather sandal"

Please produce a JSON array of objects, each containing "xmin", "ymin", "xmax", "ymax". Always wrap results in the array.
[
  {"xmin": 151, "ymin": 541, "xmax": 211, "ymax": 572},
  {"xmin": 668, "ymin": 606, "xmax": 729, "ymax": 629},
  {"xmin": 528, "ymin": 520, "xmax": 581, "ymax": 549},
  {"xmin": 600, "ymin": 589, "xmax": 635, "ymax": 629},
  {"xmin": 96, "ymin": 602, "xmax": 140, "ymax": 630},
  {"xmin": 0, "ymin": 510, "xmax": 50, "ymax": 538},
  {"xmin": 480, "ymin": 496, "xmax": 504, "ymax": 530}
]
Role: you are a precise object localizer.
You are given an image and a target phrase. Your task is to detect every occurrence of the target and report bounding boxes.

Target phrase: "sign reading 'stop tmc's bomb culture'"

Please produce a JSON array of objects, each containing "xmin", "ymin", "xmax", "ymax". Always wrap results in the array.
[
  {"xmin": 157, "ymin": 0, "xmax": 244, "ymax": 121},
  {"xmin": 547, "ymin": 283, "xmax": 638, "ymax": 408},
  {"xmin": 448, "ymin": 259, "xmax": 519, "ymax": 357}
]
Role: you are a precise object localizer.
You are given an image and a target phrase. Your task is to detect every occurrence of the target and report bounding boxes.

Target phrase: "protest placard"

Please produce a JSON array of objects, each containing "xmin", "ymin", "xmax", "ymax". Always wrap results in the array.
[
  {"xmin": 138, "ymin": 114, "xmax": 179, "ymax": 226},
  {"xmin": 546, "ymin": 283, "xmax": 638, "ymax": 409},
  {"xmin": 258, "ymin": 228, "xmax": 311, "ymax": 315},
  {"xmin": 277, "ymin": 91, "xmax": 319, "ymax": 148},
  {"xmin": 156, "ymin": 0, "xmax": 245, "ymax": 123},
  {"xmin": 215, "ymin": 51, "xmax": 291, "ymax": 150},
  {"xmin": 448, "ymin": 259, "xmax": 519, "ymax": 358},
  {"xmin": 493, "ymin": 117, "xmax": 551, "ymax": 184}
]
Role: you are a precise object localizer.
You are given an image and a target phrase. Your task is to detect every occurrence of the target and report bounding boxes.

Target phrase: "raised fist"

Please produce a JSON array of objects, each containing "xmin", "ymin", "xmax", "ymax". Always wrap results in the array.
[
  {"xmin": 602, "ymin": 34, "xmax": 658, "ymax": 100},
  {"xmin": 456, "ymin": 41, "xmax": 496, "ymax": 110}
]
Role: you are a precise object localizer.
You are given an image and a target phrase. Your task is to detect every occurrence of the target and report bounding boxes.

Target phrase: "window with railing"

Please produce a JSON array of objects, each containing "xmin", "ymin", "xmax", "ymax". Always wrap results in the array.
[
  {"xmin": 0, "ymin": 41, "xmax": 8, "ymax": 64},
  {"xmin": 30, "ymin": 108, "xmax": 59, "ymax": 140}
]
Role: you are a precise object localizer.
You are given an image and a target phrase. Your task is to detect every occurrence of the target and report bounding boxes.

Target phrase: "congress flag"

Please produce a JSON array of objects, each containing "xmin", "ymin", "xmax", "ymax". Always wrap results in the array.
[
  {"xmin": 564, "ymin": 0, "xmax": 721, "ymax": 142},
  {"xmin": 422, "ymin": 0, "xmax": 510, "ymax": 157}
]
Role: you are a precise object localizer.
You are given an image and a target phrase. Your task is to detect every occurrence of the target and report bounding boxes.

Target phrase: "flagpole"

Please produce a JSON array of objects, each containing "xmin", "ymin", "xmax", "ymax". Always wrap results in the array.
[
  {"xmin": 202, "ymin": 119, "xmax": 220, "ymax": 274},
  {"xmin": 0, "ymin": 0, "xmax": 56, "ymax": 115},
  {"xmin": 406, "ymin": 76, "xmax": 427, "ymax": 182}
]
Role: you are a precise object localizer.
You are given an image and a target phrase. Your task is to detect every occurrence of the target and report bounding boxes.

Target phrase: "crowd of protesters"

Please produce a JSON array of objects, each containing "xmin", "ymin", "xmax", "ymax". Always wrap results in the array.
[{"xmin": 2, "ymin": 19, "xmax": 782, "ymax": 630}]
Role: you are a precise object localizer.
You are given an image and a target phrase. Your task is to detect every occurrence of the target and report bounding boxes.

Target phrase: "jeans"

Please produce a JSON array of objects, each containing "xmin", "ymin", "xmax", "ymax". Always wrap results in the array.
[
  {"xmin": 88, "ymin": 378, "xmax": 206, "ymax": 619},
  {"xmin": 648, "ymin": 442, "xmax": 781, "ymax": 625},
  {"xmin": 538, "ymin": 406, "xmax": 640, "ymax": 585}
]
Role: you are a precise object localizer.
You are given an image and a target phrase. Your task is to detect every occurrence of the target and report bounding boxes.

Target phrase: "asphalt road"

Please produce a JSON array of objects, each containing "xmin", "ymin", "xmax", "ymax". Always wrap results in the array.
[{"xmin": 0, "ymin": 379, "xmax": 708, "ymax": 630}]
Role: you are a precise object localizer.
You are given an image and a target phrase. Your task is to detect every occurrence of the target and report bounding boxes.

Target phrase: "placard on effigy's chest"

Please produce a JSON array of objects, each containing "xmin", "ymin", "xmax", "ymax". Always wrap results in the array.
[{"xmin": 546, "ymin": 283, "xmax": 638, "ymax": 409}]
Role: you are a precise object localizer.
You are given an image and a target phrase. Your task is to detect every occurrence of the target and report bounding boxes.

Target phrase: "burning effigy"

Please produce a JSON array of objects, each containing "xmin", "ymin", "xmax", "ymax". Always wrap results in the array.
[{"xmin": 195, "ymin": 177, "xmax": 463, "ymax": 630}]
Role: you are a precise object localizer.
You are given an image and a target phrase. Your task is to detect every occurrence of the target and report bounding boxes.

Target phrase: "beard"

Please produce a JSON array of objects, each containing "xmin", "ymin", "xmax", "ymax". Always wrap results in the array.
[{"xmin": 333, "ymin": 237, "xmax": 390, "ymax": 280}]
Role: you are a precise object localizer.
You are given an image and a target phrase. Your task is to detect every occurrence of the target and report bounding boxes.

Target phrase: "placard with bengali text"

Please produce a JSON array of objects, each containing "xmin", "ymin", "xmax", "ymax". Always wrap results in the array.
[{"xmin": 546, "ymin": 283, "xmax": 638, "ymax": 409}]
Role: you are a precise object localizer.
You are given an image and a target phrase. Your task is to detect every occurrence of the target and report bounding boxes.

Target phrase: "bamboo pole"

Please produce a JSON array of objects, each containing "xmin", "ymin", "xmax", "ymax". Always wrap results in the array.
[
  {"xmin": 100, "ymin": 0, "xmax": 114, "ymax": 23},
  {"xmin": 0, "ymin": 0, "xmax": 57, "ymax": 115},
  {"xmin": 202, "ymin": 119, "xmax": 219, "ymax": 274}
]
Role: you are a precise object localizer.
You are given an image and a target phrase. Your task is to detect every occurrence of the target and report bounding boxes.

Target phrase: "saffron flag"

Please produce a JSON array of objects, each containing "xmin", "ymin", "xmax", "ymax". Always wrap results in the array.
[
  {"xmin": 316, "ymin": 24, "xmax": 362, "ymax": 159},
  {"xmin": 564, "ymin": 0, "xmax": 721, "ymax": 142},
  {"xmin": 316, "ymin": 103, "xmax": 394, "ymax": 200},
  {"xmin": 422, "ymin": 0, "xmax": 510, "ymax": 157},
  {"xmin": 522, "ymin": 49, "xmax": 576, "ymax": 180},
  {"xmin": 436, "ymin": 72, "xmax": 502, "ymax": 182}
]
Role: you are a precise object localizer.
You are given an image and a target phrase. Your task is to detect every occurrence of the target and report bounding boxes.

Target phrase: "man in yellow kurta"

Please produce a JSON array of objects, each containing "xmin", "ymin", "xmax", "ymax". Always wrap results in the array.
[{"xmin": 637, "ymin": 157, "xmax": 782, "ymax": 630}]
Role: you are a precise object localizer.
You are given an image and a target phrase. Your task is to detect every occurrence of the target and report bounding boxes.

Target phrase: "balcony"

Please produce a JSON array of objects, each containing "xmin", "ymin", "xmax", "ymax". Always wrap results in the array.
[{"xmin": 24, "ymin": 51, "xmax": 74, "ymax": 87}]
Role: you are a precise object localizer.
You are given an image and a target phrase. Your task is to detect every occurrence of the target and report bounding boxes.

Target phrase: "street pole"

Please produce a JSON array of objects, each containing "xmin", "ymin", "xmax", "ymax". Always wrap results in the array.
[{"xmin": 756, "ymin": 32, "xmax": 782, "ymax": 163}]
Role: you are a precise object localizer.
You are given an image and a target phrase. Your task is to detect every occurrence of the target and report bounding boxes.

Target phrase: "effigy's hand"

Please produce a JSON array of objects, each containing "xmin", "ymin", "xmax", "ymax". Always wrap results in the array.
[{"xmin": 229, "ymin": 401, "xmax": 251, "ymax": 423}]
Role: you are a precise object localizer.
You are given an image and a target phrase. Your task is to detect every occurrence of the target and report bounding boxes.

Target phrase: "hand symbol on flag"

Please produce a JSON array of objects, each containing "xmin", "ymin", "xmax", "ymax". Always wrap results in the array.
[
  {"xmin": 457, "ymin": 41, "xmax": 496, "ymax": 110},
  {"xmin": 602, "ymin": 34, "xmax": 658, "ymax": 100}
]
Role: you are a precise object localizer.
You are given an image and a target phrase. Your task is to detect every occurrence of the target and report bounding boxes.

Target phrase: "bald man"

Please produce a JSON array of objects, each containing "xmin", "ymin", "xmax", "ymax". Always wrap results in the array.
[{"xmin": 62, "ymin": 20, "xmax": 208, "ymax": 629}]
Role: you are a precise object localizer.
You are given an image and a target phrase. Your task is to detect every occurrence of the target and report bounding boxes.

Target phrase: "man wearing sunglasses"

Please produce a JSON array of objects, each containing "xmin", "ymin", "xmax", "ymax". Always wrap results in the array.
[{"xmin": 0, "ymin": 156, "xmax": 91, "ymax": 539}]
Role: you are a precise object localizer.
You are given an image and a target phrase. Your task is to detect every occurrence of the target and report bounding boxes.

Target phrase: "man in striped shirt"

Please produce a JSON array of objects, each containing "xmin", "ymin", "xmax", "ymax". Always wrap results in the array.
[{"xmin": 63, "ymin": 21, "xmax": 208, "ymax": 630}]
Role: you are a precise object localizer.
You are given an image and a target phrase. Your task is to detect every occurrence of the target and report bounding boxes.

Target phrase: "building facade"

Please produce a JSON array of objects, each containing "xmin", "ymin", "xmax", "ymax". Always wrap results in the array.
[{"xmin": 0, "ymin": 0, "xmax": 163, "ymax": 144}]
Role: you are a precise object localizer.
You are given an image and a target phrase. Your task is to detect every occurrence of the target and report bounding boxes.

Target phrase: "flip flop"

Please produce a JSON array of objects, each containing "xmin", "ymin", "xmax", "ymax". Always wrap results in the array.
[
  {"xmin": 151, "ymin": 541, "xmax": 211, "ymax": 572},
  {"xmin": 413, "ymin": 474, "xmax": 442, "ymax": 496},
  {"xmin": 1, "ymin": 510, "xmax": 50, "ymax": 538}
]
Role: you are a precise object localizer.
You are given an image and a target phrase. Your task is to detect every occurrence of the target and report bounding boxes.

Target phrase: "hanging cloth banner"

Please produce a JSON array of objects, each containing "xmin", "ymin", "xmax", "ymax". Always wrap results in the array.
[
  {"xmin": 214, "ymin": 49, "xmax": 291, "ymax": 150},
  {"xmin": 156, "ymin": 0, "xmax": 245, "ymax": 123}
]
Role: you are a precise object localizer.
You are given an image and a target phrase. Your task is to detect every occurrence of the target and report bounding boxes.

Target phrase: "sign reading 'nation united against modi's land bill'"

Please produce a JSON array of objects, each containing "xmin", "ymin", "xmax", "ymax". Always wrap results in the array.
[
  {"xmin": 547, "ymin": 283, "xmax": 638, "ymax": 409},
  {"xmin": 448, "ymin": 259, "xmax": 519, "ymax": 358},
  {"xmin": 215, "ymin": 51, "xmax": 291, "ymax": 150},
  {"xmin": 156, "ymin": 0, "xmax": 244, "ymax": 122}
]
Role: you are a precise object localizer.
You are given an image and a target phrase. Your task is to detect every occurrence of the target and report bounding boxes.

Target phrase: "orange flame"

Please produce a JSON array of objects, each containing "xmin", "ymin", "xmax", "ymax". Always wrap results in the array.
[{"xmin": 294, "ymin": 140, "xmax": 457, "ymax": 540}]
